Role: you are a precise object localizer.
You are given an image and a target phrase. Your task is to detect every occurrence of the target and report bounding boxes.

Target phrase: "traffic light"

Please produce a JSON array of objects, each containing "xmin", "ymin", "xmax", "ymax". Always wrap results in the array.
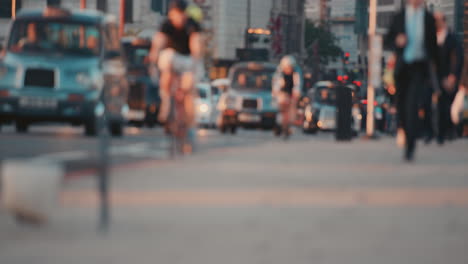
[
  {"xmin": 343, "ymin": 52, "xmax": 350, "ymax": 64},
  {"xmin": 151, "ymin": 0, "xmax": 169, "ymax": 14}
]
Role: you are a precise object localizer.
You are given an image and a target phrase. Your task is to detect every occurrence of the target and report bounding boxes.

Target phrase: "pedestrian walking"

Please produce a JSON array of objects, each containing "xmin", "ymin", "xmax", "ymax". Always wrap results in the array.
[
  {"xmin": 385, "ymin": 0, "xmax": 439, "ymax": 161},
  {"xmin": 451, "ymin": 56, "xmax": 468, "ymax": 136},
  {"xmin": 433, "ymin": 12, "xmax": 464, "ymax": 144}
]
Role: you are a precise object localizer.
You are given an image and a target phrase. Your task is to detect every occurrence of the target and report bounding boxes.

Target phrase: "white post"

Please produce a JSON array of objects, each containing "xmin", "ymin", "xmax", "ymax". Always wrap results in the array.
[
  {"xmin": 12, "ymin": 0, "xmax": 16, "ymax": 18},
  {"xmin": 366, "ymin": 0, "xmax": 377, "ymax": 138}
]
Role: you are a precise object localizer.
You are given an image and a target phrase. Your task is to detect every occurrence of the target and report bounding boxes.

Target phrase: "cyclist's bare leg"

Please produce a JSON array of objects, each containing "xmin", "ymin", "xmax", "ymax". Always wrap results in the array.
[
  {"xmin": 181, "ymin": 72, "xmax": 195, "ymax": 126},
  {"xmin": 180, "ymin": 71, "xmax": 196, "ymax": 154},
  {"xmin": 158, "ymin": 69, "xmax": 174, "ymax": 124},
  {"xmin": 283, "ymin": 105, "xmax": 290, "ymax": 135}
]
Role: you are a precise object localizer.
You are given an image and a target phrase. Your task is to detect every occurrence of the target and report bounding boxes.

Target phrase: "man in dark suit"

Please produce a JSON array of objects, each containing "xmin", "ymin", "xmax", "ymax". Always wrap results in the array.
[
  {"xmin": 385, "ymin": 0, "xmax": 439, "ymax": 161},
  {"xmin": 434, "ymin": 12, "xmax": 464, "ymax": 144}
]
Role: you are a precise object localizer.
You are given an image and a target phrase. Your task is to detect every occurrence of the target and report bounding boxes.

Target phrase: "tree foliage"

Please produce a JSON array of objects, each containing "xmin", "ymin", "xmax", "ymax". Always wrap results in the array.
[{"xmin": 304, "ymin": 20, "xmax": 342, "ymax": 67}]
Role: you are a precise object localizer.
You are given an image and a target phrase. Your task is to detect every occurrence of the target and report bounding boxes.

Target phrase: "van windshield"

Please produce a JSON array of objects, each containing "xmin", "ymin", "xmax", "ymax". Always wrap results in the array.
[
  {"xmin": 8, "ymin": 20, "xmax": 100, "ymax": 57},
  {"xmin": 315, "ymin": 87, "xmax": 336, "ymax": 105},
  {"xmin": 231, "ymin": 68, "xmax": 275, "ymax": 91}
]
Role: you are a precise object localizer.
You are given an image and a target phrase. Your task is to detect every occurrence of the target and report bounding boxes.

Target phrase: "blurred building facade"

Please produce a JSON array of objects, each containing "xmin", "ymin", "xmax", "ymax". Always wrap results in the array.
[
  {"xmin": 208, "ymin": 0, "xmax": 273, "ymax": 61},
  {"xmin": 270, "ymin": 0, "xmax": 306, "ymax": 59},
  {"xmin": 376, "ymin": 0, "xmax": 403, "ymax": 34},
  {"xmin": 305, "ymin": 0, "xmax": 330, "ymax": 25},
  {"xmin": 327, "ymin": 0, "xmax": 358, "ymax": 70}
]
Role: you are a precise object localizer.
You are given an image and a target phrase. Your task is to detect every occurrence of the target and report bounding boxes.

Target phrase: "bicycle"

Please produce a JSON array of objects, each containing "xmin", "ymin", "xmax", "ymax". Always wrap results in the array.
[
  {"xmin": 167, "ymin": 82, "xmax": 193, "ymax": 157},
  {"xmin": 274, "ymin": 93, "xmax": 293, "ymax": 140}
]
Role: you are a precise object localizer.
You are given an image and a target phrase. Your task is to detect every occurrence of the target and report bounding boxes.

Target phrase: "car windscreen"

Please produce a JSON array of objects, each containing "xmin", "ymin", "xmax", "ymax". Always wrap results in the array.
[
  {"xmin": 123, "ymin": 44, "xmax": 150, "ymax": 67},
  {"xmin": 198, "ymin": 88, "xmax": 207, "ymax": 99},
  {"xmin": 211, "ymin": 86, "xmax": 220, "ymax": 96},
  {"xmin": 231, "ymin": 68, "xmax": 275, "ymax": 91},
  {"xmin": 8, "ymin": 20, "xmax": 100, "ymax": 57},
  {"xmin": 315, "ymin": 87, "xmax": 336, "ymax": 105}
]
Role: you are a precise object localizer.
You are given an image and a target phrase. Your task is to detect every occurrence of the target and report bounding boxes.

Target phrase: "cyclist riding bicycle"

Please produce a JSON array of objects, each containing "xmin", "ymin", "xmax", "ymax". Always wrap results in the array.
[
  {"xmin": 149, "ymin": 0, "xmax": 203, "ymax": 153},
  {"xmin": 273, "ymin": 56, "xmax": 301, "ymax": 139}
]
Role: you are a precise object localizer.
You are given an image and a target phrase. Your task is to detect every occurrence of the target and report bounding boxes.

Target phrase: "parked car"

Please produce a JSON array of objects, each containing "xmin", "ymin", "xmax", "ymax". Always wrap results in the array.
[
  {"xmin": 121, "ymin": 37, "xmax": 160, "ymax": 127},
  {"xmin": 217, "ymin": 62, "xmax": 278, "ymax": 133},
  {"xmin": 211, "ymin": 78, "xmax": 229, "ymax": 100},
  {"xmin": 210, "ymin": 79, "xmax": 227, "ymax": 125},
  {"xmin": 196, "ymin": 82, "xmax": 216, "ymax": 128},
  {"xmin": 302, "ymin": 81, "xmax": 334, "ymax": 133},
  {"xmin": 302, "ymin": 81, "xmax": 361, "ymax": 134},
  {"xmin": 0, "ymin": 7, "xmax": 129, "ymax": 136}
]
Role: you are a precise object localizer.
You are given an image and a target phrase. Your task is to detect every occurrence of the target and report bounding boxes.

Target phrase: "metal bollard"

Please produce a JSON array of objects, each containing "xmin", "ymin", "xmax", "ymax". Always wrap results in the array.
[{"xmin": 96, "ymin": 103, "xmax": 110, "ymax": 233}]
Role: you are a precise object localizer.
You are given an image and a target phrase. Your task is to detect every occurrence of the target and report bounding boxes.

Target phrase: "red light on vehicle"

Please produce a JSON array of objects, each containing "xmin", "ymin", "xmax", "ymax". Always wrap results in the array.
[
  {"xmin": 337, "ymin": 76, "xmax": 343, "ymax": 81},
  {"xmin": 362, "ymin": 99, "xmax": 378, "ymax": 106},
  {"xmin": 345, "ymin": 52, "xmax": 350, "ymax": 57},
  {"xmin": 225, "ymin": 109, "xmax": 236, "ymax": 116},
  {"xmin": 68, "ymin": 94, "xmax": 84, "ymax": 102},
  {"xmin": 344, "ymin": 75, "xmax": 349, "ymax": 81},
  {"xmin": 0, "ymin": 90, "xmax": 10, "ymax": 97},
  {"xmin": 353, "ymin": 81, "xmax": 362, "ymax": 87}
]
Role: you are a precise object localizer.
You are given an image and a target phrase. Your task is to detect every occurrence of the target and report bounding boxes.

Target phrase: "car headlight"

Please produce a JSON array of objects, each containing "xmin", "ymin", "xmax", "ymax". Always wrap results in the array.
[
  {"xmin": 199, "ymin": 103, "xmax": 210, "ymax": 113},
  {"xmin": 76, "ymin": 72, "xmax": 92, "ymax": 86}
]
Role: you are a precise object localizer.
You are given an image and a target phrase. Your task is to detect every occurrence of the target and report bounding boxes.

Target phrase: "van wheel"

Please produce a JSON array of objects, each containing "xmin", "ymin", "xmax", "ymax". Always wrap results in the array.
[
  {"xmin": 110, "ymin": 122, "xmax": 124, "ymax": 137},
  {"xmin": 230, "ymin": 126, "xmax": 237, "ymax": 134},
  {"xmin": 274, "ymin": 125, "xmax": 281, "ymax": 137},
  {"xmin": 16, "ymin": 121, "xmax": 29, "ymax": 134},
  {"xmin": 220, "ymin": 125, "xmax": 227, "ymax": 134},
  {"xmin": 84, "ymin": 120, "xmax": 97, "ymax": 137}
]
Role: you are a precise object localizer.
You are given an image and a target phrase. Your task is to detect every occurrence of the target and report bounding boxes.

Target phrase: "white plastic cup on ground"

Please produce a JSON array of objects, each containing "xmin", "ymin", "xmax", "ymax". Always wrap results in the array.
[{"xmin": 1, "ymin": 160, "xmax": 63, "ymax": 223}]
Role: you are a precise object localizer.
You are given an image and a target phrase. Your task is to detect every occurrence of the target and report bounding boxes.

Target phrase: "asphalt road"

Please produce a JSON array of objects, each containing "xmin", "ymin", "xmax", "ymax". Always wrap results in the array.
[
  {"xmin": 1, "ymin": 131, "xmax": 467, "ymax": 264},
  {"xmin": 0, "ymin": 124, "xmax": 324, "ymax": 176}
]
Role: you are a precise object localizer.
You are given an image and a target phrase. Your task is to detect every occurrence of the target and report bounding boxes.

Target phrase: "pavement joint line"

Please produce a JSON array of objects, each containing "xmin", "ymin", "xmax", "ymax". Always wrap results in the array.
[{"xmin": 60, "ymin": 188, "xmax": 468, "ymax": 208}]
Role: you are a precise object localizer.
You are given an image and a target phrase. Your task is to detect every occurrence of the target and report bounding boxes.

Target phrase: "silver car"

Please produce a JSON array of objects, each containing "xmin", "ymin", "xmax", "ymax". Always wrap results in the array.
[{"xmin": 217, "ymin": 62, "xmax": 278, "ymax": 133}]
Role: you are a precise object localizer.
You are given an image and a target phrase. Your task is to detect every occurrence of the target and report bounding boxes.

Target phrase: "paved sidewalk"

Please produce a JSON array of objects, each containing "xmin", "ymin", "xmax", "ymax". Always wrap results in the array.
[{"xmin": 1, "ymin": 137, "xmax": 468, "ymax": 264}]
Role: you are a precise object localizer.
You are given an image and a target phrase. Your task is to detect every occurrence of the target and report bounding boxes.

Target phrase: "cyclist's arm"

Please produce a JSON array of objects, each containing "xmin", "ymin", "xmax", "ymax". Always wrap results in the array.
[
  {"xmin": 272, "ymin": 73, "xmax": 283, "ymax": 97},
  {"xmin": 189, "ymin": 32, "xmax": 203, "ymax": 60},
  {"xmin": 292, "ymin": 72, "xmax": 301, "ymax": 99},
  {"xmin": 149, "ymin": 32, "xmax": 168, "ymax": 64}
]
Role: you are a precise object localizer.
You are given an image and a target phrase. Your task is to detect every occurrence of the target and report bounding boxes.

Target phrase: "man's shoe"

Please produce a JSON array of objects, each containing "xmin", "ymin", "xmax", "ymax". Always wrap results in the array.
[
  {"xmin": 404, "ymin": 146, "xmax": 415, "ymax": 162},
  {"xmin": 424, "ymin": 135, "xmax": 433, "ymax": 145},
  {"xmin": 437, "ymin": 137, "xmax": 445, "ymax": 146}
]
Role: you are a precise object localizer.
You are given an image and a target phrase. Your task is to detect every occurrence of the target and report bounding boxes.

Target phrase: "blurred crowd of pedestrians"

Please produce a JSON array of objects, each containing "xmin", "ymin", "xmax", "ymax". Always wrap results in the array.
[{"xmin": 384, "ymin": 0, "xmax": 466, "ymax": 161}]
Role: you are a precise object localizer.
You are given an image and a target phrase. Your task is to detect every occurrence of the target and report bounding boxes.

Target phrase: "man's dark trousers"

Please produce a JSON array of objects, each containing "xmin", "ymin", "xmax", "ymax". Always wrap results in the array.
[{"xmin": 396, "ymin": 61, "xmax": 428, "ymax": 157}]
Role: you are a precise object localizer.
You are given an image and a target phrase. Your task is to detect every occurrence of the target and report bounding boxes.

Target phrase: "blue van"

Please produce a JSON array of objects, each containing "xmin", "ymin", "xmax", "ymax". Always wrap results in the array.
[{"xmin": 0, "ymin": 7, "xmax": 129, "ymax": 136}]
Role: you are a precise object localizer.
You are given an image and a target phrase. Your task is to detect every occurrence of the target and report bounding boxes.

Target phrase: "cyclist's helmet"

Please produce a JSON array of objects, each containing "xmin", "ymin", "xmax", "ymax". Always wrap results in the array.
[
  {"xmin": 186, "ymin": 4, "xmax": 204, "ymax": 23},
  {"xmin": 169, "ymin": 0, "xmax": 188, "ymax": 11},
  {"xmin": 280, "ymin": 55, "xmax": 297, "ymax": 70}
]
